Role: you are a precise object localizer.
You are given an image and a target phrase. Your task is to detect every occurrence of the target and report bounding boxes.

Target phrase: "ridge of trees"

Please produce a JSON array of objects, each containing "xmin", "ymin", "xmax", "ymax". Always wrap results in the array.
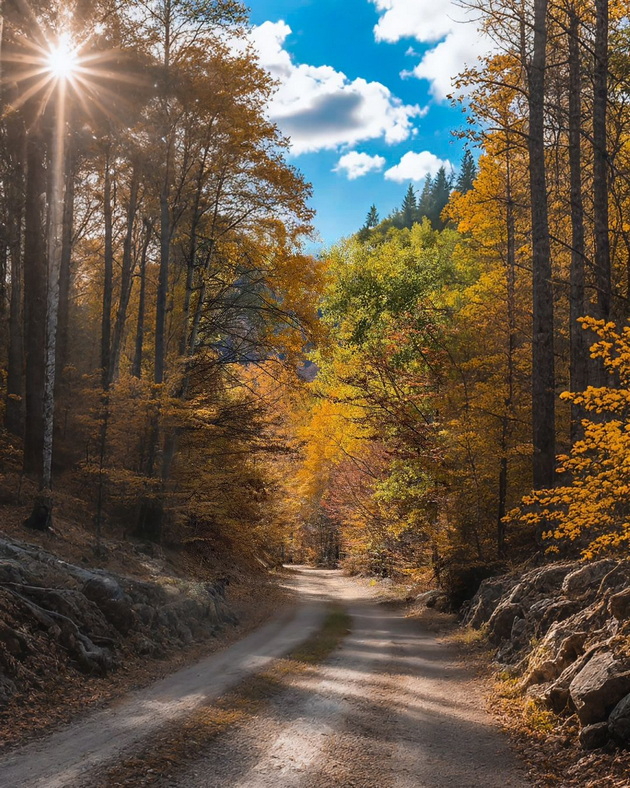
[{"xmin": 359, "ymin": 149, "xmax": 477, "ymax": 239}]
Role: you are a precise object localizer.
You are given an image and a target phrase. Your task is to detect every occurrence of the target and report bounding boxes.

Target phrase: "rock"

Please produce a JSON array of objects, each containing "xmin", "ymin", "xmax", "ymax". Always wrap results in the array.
[
  {"xmin": 0, "ymin": 534, "xmax": 240, "ymax": 700},
  {"xmin": 569, "ymin": 652, "xmax": 630, "ymax": 725},
  {"xmin": 511, "ymin": 616, "xmax": 528, "ymax": 642},
  {"xmin": 509, "ymin": 564, "xmax": 574, "ymax": 606},
  {"xmin": 545, "ymin": 682, "xmax": 571, "ymax": 714},
  {"xmin": 133, "ymin": 603, "xmax": 157, "ymax": 628},
  {"xmin": 0, "ymin": 560, "xmax": 23, "ymax": 584},
  {"xmin": 608, "ymin": 692, "xmax": 630, "ymax": 746},
  {"xmin": 579, "ymin": 722, "xmax": 610, "ymax": 750},
  {"xmin": 537, "ymin": 600, "xmax": 582, "ymax": 635},
  {"xmin": 562, "ymin": 560, "xmax": 618, "ymax": 600},
  {"xmin": 163, "ymin": 598, "xmax": 216, "ymax": 639},
  {"xmin": 123, "ymin": 579, "xmax": 168, "ymax": 608},
  {"xmin": 609, "ymin": 589, "xmax": 630, "ymax": 621},
  {"xmin": 98, "ymin": 599, "xmax": 139, "ymax": 635},
  {"xmin": 529, "ymin": 603, "xmax": 607, "ymax": 675},
  {"xmin": 416, "ymin": 590, "xmax": 442, "ymax": 607},
  {"xmin": 528, "ymin": 597, "xmax": 556, "ymax": 620},
  {"xmin": 83, "ymin": 577, "xmax": 139, "ymax": 636},
  {"xmin": 597, "ymin": 562, "xmax": 630, "ymax": 595},
  {"xmin": 131, "ymin": 635, "xmax": 163, "ymax": 658},
  {"xmin": 82, "ymin": 575, "xmax": 125, "ymax": 604},
  {"xmin": 0, "ymin": 623, "xmax": 28, "ymax": 658},
  {"xmin": 526, "ymin": 632, "xmax": 587, "ymax": 689},
  {"xmin": 428, "ymin": 593, "xmax": 450, "ymax": 611},
  {"xmin": 463, "ymin": 575, "xmax": 518, "ymax": 628},
  {"xmin": 30, "ymin": 589, "xmax": 111, "ymax": 637},
  {"xmin": 487, "ymin": 602, "xmax": 522, "ymax": 644},
  {"xmin": 159, "ymin": 604, "xmax": 195, "ymax": 643}
]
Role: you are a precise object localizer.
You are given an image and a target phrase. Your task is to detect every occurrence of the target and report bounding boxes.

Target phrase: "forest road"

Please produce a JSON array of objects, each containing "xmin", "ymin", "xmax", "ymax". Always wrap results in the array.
[{"xmin": 0, "ymin": 567, "xmax": 530, "ymax": 788}]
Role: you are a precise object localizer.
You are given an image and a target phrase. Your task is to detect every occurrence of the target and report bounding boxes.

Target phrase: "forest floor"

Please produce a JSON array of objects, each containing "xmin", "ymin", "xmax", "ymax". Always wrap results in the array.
[{"xmin": 0, "ymin": 567, "xmax": 529, "ymax": 788}]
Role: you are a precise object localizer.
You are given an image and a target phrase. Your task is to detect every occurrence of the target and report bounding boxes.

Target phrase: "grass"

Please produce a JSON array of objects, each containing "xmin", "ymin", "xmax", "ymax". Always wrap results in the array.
[
  {"xmin": 289, "ymin": 606, "xmax": 350, "ymax": 664},
  {"xmin": 448, "ymin": 623, "xmax": 487, "ymax": 646},
  {"xmin": 93, "ymin": 605, "xmax": 351, "ymax": 787}
]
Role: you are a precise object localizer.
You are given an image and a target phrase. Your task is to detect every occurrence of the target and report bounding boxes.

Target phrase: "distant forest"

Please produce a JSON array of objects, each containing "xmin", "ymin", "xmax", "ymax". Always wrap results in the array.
[{"xmin": 360, "ymin": 149, "xmax": 477, "ymax": 237}]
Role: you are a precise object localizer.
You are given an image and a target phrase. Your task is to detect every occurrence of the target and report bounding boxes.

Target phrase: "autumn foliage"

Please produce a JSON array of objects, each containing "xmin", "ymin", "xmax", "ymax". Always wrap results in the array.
[
  {"xmin": 514, "ymin": 319, "xmax": 630, "ymax": 559},
  {"xmin": 1, "ymin": 0, "xmax": 630, "ymax": 589}
]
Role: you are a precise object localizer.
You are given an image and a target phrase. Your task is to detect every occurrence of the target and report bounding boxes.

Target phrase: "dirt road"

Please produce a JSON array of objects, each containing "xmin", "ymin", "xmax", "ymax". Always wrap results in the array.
[{"xmin": 0, "ymin": 568, "xmax": 530, "ymax": 787}]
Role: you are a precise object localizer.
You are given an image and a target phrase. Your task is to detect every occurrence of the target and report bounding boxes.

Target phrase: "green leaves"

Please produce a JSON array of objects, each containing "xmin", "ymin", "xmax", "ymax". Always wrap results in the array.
[{"xmin": 322, "ymin": 222, "xmax": 459, "ymax": 357}]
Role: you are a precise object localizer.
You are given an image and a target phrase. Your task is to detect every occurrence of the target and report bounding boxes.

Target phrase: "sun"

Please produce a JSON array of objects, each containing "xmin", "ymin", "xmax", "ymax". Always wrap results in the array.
[
  {"xmin": 1, "ymin": 18, "xmax": 140, "ymax": 124},
  {"xmin": 46, "ymin": 33, "xmax": 79, "ymax": 81}
]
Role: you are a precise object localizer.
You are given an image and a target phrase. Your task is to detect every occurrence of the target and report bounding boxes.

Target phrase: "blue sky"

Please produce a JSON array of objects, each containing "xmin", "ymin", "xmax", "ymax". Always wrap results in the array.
[{"xmin": 244, "ymin": 0, "xmax": 485, "ymax": 248}]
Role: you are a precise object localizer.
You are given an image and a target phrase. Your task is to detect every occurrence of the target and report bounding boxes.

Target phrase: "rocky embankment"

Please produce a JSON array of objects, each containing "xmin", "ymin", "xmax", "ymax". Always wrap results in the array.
[
  {"xmin": 0, "ymin": 536, "xmax": 237, "ymax": 709},
  {"xmin": 462, "ymin": 559, "xmax": 630, "ymax": 750}
]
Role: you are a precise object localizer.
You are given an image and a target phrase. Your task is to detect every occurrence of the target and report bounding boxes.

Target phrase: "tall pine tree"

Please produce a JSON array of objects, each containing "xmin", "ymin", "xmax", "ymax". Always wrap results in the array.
[
  {"xmin": 363, "ymin": 204, "xmax": 380, "ymax": 230},
  {"xmin": 455, "ymin": 149, "xmax": 476, "ymax": 194},
  {"xmin": 427, "ymin": 167, "xmax": 452, "ymax": 229},
  {"xmin": 400, "ymin": 184, "xmax": 418, "ymax": 229}
]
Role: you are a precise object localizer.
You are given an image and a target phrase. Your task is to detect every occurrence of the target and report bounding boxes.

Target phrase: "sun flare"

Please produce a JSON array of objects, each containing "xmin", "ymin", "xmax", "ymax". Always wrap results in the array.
[
  {"xmin": 2, "ymin": 19, "xmax": 139, "ymax": 124},
  {"xmin": 46, "ymin": 33, "xmax": 79, "ymax": 80}
]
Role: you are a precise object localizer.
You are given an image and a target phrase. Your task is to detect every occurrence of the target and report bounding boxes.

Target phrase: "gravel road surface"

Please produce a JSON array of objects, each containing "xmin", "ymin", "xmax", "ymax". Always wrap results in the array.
[{"xmin": 0, "ymin": 568, "xmax": 530, "ymax": 787}]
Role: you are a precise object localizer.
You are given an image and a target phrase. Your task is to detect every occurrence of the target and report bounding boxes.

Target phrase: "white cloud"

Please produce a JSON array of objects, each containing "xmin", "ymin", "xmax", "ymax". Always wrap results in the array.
[
  {"xmin": 370, "ymin": 0, "xmax": 490, "ymax": 101},
  {"xmin": 408, "ymin": 29, "xmax": 488, "ymax": 101},
  {"xmin": 245, "ymin": 21, "xmax": 423, "ymax": 154},
  {"xmin": 334, "ymin": 151, "xmax": 386, "ymax": 180},
  {"xmin": 384, "ymin": 151, "xmax": 451, "ymax": 183},
  {"xmin": 372, "ymin": 0, "xmax": 455, "ymax": 43}
]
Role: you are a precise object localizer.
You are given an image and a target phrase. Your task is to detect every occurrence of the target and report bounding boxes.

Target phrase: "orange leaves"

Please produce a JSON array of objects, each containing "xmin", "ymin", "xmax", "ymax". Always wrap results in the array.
[{"xmin": 510, "ymin": 321, "xmax": 630, "ymax": 558}]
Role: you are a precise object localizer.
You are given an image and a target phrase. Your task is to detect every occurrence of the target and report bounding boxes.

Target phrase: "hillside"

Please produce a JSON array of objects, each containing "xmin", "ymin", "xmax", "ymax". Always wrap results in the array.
[{"xmin": 0, "ymin": 484, "xmax": 288, "ymax": 750}]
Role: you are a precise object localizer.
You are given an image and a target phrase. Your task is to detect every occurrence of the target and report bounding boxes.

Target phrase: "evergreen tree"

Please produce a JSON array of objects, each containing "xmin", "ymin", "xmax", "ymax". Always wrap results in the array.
[
  {"xmin": 363, "ymin": 204, "xmax": 380, "ymax": 230},
  {"xmin": 455, "ymin": 149, "xmax": 477, "ymax": 194},
  {"xmin": 400, "ymin": 184, "xmax": 418, "ymax": 229},
  {"xmin": 417, "ymin": 176, "xmax": 433, "ymax": 222},
  {"xmin": 357, "ymin": 204, "xmax": 381, "ymax": 241},
  {"xmin": 426, "ymin": 167, "xmax": 453, "ymax": 229}
]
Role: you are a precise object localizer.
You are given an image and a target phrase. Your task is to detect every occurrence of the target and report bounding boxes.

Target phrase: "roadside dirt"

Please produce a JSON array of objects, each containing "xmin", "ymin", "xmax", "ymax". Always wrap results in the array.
[{"xmin": 0, "ymin": 567, "xmax": 530, "ymax": 787}]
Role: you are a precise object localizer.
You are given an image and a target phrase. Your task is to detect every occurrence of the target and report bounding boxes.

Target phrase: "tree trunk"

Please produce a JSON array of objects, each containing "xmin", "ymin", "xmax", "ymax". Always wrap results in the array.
[
  {"xmin": 5, "ymin": 124, "xmax": 25, "ymax": 436},
  {"xmin": 567, "ymin": 6, "xmax": 588, "ymax": 439},
  {"xmin": 155, "ymin": 181, "xmax": 169, "ymax": 385},
  {"xmin": 592, "ymin": 0, "xmax": 610, "ymax": 327},
  {"xmin": 497, "ymin": 149, "xmax": 517, "ymax": 556},
  {"xmin": 527, "ymin": 0, "xmax": 556, "ymax": 490},
  {"xmin": 109, "ymin": 162, "xmax": 140, "ymax": 384},
  {"xmin": 23, "ymin": 124, "xmax": 47, "ymax": 480},
  {"xmin": 100, "ymin": 153, "xmax": 113, "ymax": 387},
  {"xmin": 41, "ymin": 82, "xmax": 67, "ymax": 492},
  {"xmin": 55, "ymin": 146, "xmax": 76, "ymax": 386},
  {"xmin": 132, "ymin": 219, "xmax": 151, "ymax": 379},
  {"xmin": 139, "ymin": 160, "xmax": 171, "ymax": 540}
]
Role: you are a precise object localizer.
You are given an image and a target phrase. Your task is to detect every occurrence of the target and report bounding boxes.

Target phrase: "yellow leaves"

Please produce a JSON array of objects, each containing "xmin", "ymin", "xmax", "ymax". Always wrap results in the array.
[{"xmin": 508, "ymin": 320, "xmax": 630, "ymax": 558}]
